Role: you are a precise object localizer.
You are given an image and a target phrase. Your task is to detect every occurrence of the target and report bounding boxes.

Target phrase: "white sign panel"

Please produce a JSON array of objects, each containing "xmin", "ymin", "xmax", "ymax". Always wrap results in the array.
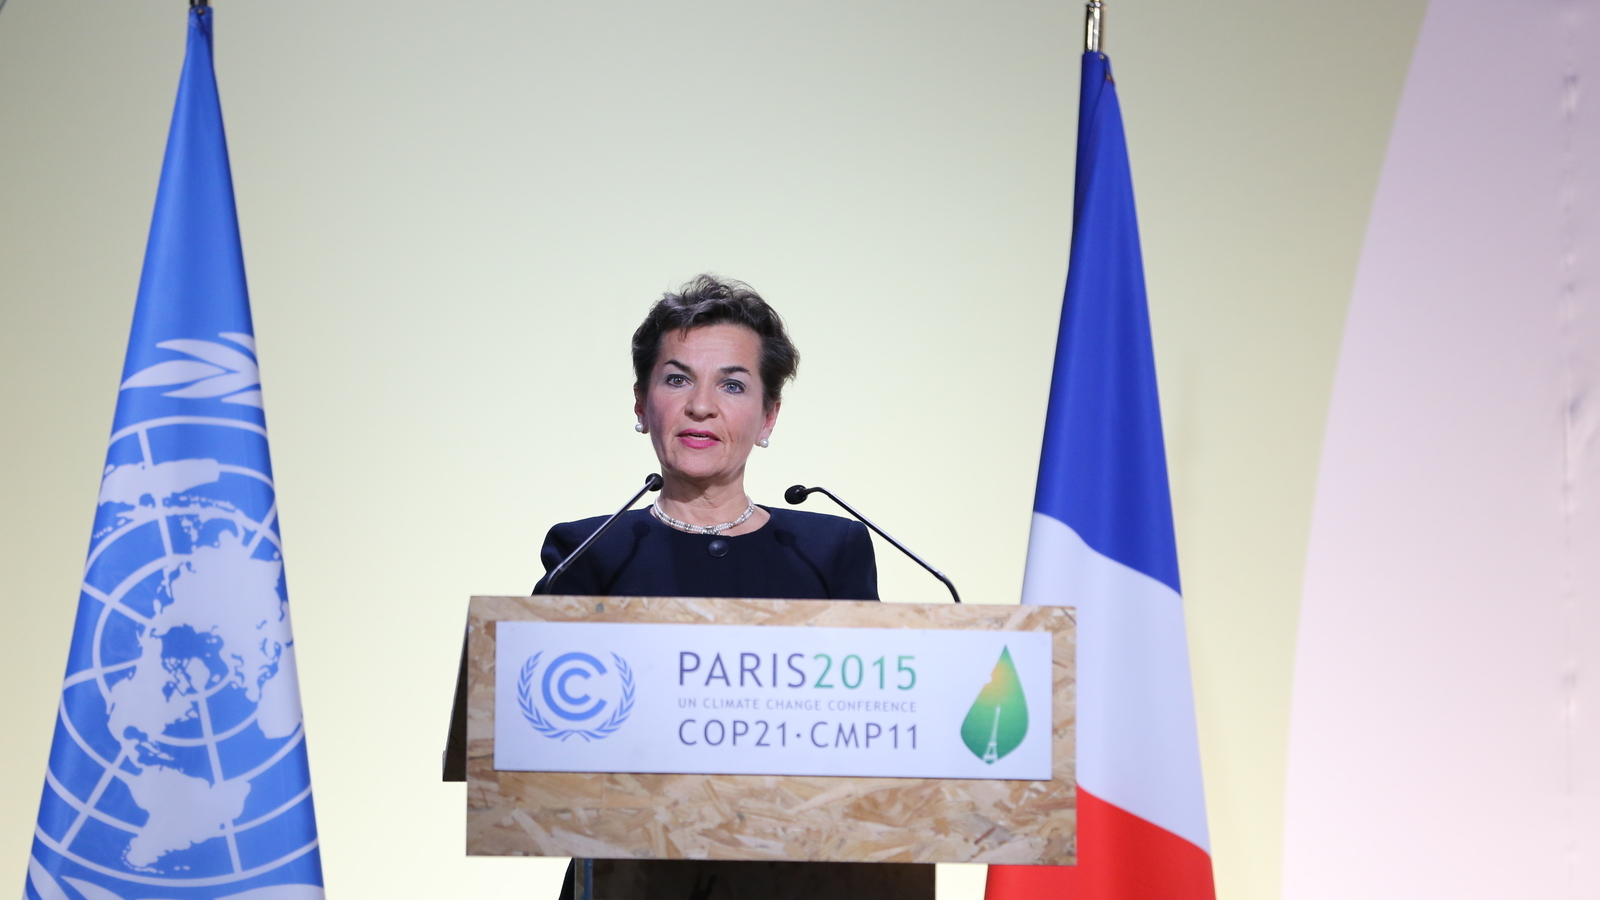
[{"xmin": 494, "ymin": 622, "xmax": 1052, "ymax": 780}]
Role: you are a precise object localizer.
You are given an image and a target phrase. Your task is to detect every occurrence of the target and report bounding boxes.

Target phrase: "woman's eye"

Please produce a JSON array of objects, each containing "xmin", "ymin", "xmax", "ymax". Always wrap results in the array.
[
  {"xmin": 665, "ymin": 374, "xmax": 688, "ymax": 386},
  {"xmin": 722, "ymin": 380, "xmax": 745, "ymax": 394}
]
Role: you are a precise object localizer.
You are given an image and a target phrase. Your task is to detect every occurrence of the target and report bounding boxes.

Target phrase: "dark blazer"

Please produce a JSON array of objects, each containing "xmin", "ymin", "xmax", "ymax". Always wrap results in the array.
[{"xmin": 534, "ymin": 507, "xmax": 877, "ymax": 600}]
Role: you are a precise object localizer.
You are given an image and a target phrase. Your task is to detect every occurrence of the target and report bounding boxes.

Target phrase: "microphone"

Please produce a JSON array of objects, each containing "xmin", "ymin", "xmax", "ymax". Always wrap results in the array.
[
  {"xmin": 785, "ymin": 484, "xmax": 961, "ymax": 604},
  {"xmin": 535, "ymin": 473, "xmax": 664, "ymax": 595}
]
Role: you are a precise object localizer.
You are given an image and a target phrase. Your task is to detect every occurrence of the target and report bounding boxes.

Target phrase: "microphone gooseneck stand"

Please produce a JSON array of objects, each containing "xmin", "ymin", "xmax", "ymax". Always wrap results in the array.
[
  {"xmin": 536, "ymin": 472, "xmax": 664, "ymax": 595},
  {"xmin": 785, "ymin": 484, "xmax": 961, "ymax": 604},
  {"xmin": 535, "ymin": 473, "xmax": 662, "ymax": 900}
]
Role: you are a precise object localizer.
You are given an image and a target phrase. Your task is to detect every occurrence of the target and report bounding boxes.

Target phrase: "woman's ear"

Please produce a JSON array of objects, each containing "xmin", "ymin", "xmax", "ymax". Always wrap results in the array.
[{"xmin": 758, "ymin": 400, "xmax": 781, "ymax": 443}]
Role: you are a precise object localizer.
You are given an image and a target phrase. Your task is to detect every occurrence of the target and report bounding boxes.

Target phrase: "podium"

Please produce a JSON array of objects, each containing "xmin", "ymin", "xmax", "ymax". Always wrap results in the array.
[{"xmin": 445, "ymin": 595, "xmax": 1075, "ymax": 897}]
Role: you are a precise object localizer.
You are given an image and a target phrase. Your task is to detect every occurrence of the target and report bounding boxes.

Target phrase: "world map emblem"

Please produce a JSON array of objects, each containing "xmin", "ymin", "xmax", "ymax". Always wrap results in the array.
[{"xmin": 29, "ymin": 336, "xmax": 320, "ymax": 900}]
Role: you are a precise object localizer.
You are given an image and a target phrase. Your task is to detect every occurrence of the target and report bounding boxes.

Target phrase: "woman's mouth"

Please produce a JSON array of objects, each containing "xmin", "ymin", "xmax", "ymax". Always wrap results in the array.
[{"xmin": 677, "ymin": 430, "xmax": 720, "ymax": 450}]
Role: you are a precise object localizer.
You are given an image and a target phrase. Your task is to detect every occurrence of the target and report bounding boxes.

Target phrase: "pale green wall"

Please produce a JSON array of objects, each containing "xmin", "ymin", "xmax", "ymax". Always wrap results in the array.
[{"xmin": 0, "ymin": 2, "xmax": 1424, "ymax": 897}]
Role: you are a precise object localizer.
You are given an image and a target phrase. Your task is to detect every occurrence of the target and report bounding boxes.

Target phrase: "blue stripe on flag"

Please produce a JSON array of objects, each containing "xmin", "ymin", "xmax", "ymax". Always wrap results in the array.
[{"xmin": 1033, "ymin": 52, "xmax": 1181, "ymax": 596}]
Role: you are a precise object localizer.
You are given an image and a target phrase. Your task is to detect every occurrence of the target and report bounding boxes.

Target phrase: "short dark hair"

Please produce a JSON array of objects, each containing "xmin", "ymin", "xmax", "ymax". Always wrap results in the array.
[{"xmin": 631, "ymin": 274, "xmax": 799, "ymax": 409}]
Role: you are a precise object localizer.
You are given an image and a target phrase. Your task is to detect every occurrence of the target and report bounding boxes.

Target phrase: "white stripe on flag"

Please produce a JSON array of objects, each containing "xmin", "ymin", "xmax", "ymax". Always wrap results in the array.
[{"xmin": 1022, "ymin": 511, "xmax": 1210, "ymax": 852}]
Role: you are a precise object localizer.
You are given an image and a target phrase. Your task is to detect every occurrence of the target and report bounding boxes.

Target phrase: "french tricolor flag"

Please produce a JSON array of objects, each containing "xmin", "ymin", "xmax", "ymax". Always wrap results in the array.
[{"xmin": 985, "ymin": 51, "xmax": 1215, "ymax": 900}]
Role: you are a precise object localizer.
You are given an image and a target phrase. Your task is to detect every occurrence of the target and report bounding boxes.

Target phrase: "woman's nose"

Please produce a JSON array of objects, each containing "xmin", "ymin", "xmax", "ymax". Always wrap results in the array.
[{"xmin": 684, "ymin": 385, "xmax": 718, "ymax": 418}]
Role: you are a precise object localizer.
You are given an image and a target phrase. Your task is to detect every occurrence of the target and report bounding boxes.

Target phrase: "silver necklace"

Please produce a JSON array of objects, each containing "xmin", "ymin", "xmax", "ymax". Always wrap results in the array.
[{"xmin": 650, "ymin": 496, "xmax": 757, "ymax": 536}]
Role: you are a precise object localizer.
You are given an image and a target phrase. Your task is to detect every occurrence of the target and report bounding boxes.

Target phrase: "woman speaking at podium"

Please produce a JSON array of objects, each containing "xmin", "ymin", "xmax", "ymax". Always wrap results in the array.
[
  {"xmin": 533, "ymin": 274, "xmax": 878, "ymax": 601},
  {"xmin": 538, "ymin": 276, "xmax": 928, "ymax": 898}
]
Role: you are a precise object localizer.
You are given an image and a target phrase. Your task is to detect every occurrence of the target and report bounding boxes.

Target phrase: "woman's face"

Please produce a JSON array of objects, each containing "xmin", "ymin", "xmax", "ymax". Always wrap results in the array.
[{"xmin": 635, "ymin": 323, "xmax": 778, "ymax": 488}]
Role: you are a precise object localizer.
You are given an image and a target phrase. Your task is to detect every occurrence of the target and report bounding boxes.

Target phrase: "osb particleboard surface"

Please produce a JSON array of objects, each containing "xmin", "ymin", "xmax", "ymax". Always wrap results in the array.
[{"xmin": 466, "ymin": 596, "xmax": 1075, "ymax": 865}]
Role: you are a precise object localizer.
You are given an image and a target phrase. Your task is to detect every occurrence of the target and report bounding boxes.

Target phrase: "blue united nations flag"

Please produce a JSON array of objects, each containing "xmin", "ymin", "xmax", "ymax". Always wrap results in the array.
[{"xmin": 26, "ymin": 8, "xmax": 323, "ymax": 900}]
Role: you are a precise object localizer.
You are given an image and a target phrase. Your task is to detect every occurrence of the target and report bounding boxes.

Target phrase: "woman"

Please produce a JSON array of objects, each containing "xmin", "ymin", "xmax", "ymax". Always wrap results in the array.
[
  {"xmin": 534, "ymin": 274, "xmax": 877, "ymax": 601},
  {"xmin": 540, "ymin": 275, "xmax": 929, "ymax": 899}
]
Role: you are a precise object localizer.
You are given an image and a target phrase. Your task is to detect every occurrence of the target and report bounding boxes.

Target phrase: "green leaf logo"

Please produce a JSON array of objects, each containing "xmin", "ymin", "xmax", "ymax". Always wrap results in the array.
[{"xmin": 961, "ymin": 646, "xmax": 1029, "ymax": 763}]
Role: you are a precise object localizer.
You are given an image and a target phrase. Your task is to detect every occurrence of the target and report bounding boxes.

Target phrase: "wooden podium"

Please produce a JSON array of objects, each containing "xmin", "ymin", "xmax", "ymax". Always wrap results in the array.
[{"xmin": 446, "ymin": 595, "xmax": 1075, "ymax": 897}]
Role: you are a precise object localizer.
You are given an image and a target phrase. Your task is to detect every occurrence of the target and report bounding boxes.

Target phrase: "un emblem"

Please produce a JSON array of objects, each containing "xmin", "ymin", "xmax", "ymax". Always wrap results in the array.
[
  {"xmin": 31, "ymin": 335, "xmax": 321, "ymax": 898},
  {"xmin": 517, "ymin": 652, "xmax": 635, "ymax": 741}
]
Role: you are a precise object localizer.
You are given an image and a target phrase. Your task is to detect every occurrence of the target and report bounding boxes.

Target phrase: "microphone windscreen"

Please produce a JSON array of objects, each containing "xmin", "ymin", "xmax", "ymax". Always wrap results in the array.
[
  {"xmin": 646, "ymin": 473, "xmax": 664, "ymax": 491},
  {"xmin": 784, "ymin": 485, "xmax": 809, "ymax": 505}
]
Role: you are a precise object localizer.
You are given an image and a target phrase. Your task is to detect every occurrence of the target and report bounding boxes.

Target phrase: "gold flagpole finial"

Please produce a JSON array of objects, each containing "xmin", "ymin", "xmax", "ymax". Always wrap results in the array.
[{"xmin": 1085, "ymin": 0, "xmax": 1103, "ymax": 53}]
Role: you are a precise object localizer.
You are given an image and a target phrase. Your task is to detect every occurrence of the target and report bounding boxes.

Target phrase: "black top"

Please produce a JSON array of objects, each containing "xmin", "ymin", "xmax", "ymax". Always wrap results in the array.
[{"xmin": 534, "ymin": 506, "xmax": 878, "ymax": 600}]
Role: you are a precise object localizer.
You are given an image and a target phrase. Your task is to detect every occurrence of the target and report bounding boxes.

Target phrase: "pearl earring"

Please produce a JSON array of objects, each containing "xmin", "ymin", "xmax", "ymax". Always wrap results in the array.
[
  {"xmin": 758, "ymin": 437, "xmax": 770, "ymax": 448},
  {"xmin": 635, "ymin": 423, "xmax": 646, "ymax": 433}
]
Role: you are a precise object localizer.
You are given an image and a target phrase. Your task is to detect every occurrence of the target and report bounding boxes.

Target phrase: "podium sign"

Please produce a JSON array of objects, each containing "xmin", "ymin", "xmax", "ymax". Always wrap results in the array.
[
  {"xmin": 494, "ymin": 621, "xmax": 1053, "ymax": 780},
  {"xmin": 466, "ymin": 595, "xmax": 1076, "ymax": 866}
]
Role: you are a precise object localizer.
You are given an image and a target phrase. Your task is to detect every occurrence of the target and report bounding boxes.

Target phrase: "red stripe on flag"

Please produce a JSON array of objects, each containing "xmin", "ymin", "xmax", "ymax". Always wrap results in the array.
[{"xmin": 985, "ymin": 788, "xmax": 1214, "ymax": 900}]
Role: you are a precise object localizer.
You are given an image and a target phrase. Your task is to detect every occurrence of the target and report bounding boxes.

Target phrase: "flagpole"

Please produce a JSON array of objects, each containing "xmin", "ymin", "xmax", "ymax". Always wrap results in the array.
[{"xmin": 1085, "ymin": 0, "xmax": 1103, "ymax": 53}]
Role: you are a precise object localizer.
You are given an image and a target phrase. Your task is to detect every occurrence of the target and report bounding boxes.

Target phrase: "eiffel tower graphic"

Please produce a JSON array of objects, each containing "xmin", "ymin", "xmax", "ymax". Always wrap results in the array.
[{"xmin": 982, "ymin": 705, "xmax": 1002, "ymax": 764}]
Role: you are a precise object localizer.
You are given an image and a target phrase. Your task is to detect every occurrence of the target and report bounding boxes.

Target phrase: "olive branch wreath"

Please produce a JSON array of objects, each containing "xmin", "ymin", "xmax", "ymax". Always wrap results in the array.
[{"xmin": 517, "ymin": 652, "xmax": 635, "ymax": 741}]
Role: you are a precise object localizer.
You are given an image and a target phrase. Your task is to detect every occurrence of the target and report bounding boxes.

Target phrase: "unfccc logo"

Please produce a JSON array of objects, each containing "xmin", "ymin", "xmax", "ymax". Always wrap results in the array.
[{"xmin": 517, "ymin": 651, "xmax": 635, "ymax": 741}]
